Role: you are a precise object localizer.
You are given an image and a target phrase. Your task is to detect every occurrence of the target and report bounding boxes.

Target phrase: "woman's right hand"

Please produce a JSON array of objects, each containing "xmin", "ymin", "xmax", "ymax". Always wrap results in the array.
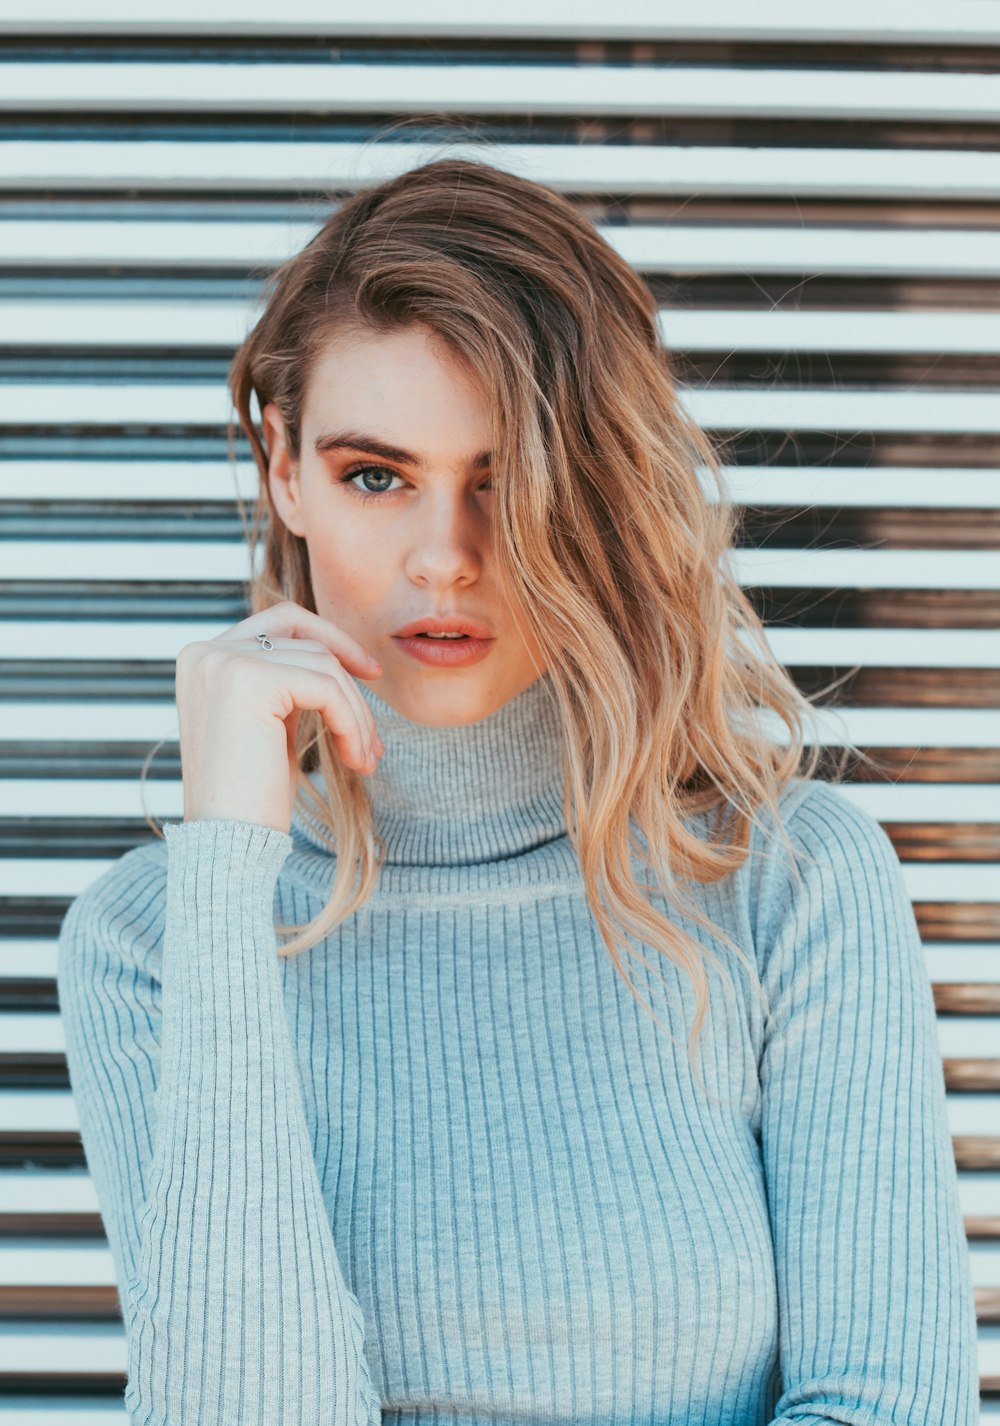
[{"xmin": 174, "ymin": 600, "xmax": 385, "ymax": 834}]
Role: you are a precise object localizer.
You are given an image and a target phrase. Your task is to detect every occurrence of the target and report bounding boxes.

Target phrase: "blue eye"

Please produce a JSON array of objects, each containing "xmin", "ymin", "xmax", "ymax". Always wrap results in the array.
[
  {"xmin": 340, "ymin": 465, "xmax": 404, "ymax": 502},
  {"xmin": 339, "ymin": 464, "xmax": 494, "ymax": 505}
]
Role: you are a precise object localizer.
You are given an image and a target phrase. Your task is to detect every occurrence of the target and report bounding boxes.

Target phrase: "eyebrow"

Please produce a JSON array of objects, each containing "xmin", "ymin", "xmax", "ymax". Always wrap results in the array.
[{"xmin": 314, "ymin": 429, "xmax": 491, "ymax": 471}]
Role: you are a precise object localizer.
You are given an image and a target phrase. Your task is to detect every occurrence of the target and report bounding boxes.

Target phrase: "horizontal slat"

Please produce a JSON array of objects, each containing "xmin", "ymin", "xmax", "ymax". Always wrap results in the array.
[
  {"xmin": 2, "ymin": 141, "xmax": 999, "ymax": 201},
  {"xmin": 0, "ymin": 1241, "xmax": 113, "ymax": 1286},
  {"xmin": 0, "ymin": 1272, "xmax": 993, "ymax": 1410},
  {"xmin": 4, "ymin": 463, "xmax": 1000, "ymax": 510},
  {"xmin": 3, "ymin": 62, "xmax": 999, "ymax": 123},
  {"xmin": 845, "ymin": 786, "xmax": 1000, "ymax": 819},
  {"xmin": 2, "ymin": 221, "xmax": 999, "ymax": 279},
  {"xmin": 2, "ymin": 1164, "xmax": 997, "ymax": 1224},
  {"xmin": 3, "ymin": 701, "xmax": 992, "ymax": 747},
  {"xmin": 3, "ymin": 1246, "xmax": 973, "ymax": 1298},
  {"xmin": 5, "ymin": 542, "xmax": 1000, "ymax": 589},
  {"xmin": 4, "ymin": 856, "xmax": 995, "ymax": 902},
  {"xmin": 6, "ymin": 779, "xmax": 1000, "ymax": 822},
  {"xmin": 661, "ymin": 311, "xmax": 1000, "ymax": 354},
  {"xmin": 0, "ymin": 1007, "xmax": 972, "ymax": 1058},
  {"xmin": 0, "ymin": 466, "xmax": 945, "ymax": 519},
  {"xmin": 0, "ymin": 1326, "xmax": 991, "ymax": 1418},
  {"xmin": 4, "ymin": 624, "xmax": 1000, "ymax": 669},
  {"xmin": 5, "ymin": 939, "xmax": 999, "ymax": 985},
  {"xmin": 0, "ymin": 1, "xmax": 998, "ymax": 46},
  {"xmin": 939, "ymin": 1018, "xmax": 1000, "ymax": 1058},
  {"xmin": 716, "ymin": 469, "xmax": 1000, "ymax": 510},
  {"xmin": 29, "ymin": 1237, "xmax": 1000, "ymax": 1292},
  {"xmin": 0, "ymin": 1398, "xmax": 189, "ymax": 1424},
  {"xmin": 7, "ymin": 301, "xmax": 1000, "ymax": 354},
  {"xmin": 942, "ymin": 1099, "xmax": 1000, "ymax": 1138},
  {"xmin": 9, "ymin": 507, "xmax": 1000, "ymax": 551},
  {"xmin": 0, "ymin": 461, "xmax": 886, "ymax": 514},
  {"xmin": 12, "ymin": 1087, "xmax": 1000, "ymax": 1136},
  {"xmin": 1, "ymin": 382, "xmax": 997, "ymax": 433},
  {"xmin": 11, "ymin": 594, "xmax": 999, "ymax": 635},
  {"xmin": 0, "ymin": 300, "xmax": 259, "ymax": 349},
  {"xmin": 928, "ymin": 949, "xmax": 1000, "ymax": 984},
  {"xmin": 0, "ymin": 1403, "xmax": 983, "ymax": 1426}
]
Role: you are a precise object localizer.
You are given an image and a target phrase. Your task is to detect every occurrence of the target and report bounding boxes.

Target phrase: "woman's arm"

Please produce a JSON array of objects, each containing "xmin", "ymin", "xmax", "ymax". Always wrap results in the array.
[
  {"xmin": 57, "ymin": 817, "xmax": 382, "ymax": 1426},
  {"xmin": 754, "ymin": 781, "xmax": 979, "ymax": 1424}
]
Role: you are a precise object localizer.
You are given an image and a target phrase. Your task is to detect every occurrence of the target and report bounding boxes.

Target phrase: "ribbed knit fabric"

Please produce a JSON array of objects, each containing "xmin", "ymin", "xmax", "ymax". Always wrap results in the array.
[{"xmin": 57, "ymin": 670, "xmax": 979, "ymax": 1425}]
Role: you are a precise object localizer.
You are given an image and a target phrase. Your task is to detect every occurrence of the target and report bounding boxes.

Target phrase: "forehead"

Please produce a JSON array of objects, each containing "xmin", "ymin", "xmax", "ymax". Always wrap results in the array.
[{"xmin": 302, "ymin": 323, "xmax": 489, "ymax": 443}]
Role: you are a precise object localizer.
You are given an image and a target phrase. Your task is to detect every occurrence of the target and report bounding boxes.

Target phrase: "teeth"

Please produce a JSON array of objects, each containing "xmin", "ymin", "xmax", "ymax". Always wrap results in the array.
[{"xmin": 422, "ymin": 632, "xmax": 467, "ymax": 639}]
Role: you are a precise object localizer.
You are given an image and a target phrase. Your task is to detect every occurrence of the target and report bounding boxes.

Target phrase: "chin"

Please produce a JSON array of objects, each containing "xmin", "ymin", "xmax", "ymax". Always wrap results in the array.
[{"xmin": 390, "ymin": 678, "xmax": 513, "ymax": 728}]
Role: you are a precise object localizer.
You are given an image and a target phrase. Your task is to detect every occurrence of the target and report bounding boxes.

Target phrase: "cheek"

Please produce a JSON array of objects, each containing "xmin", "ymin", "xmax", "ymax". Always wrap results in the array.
[{"xmin": 304, "ymin": 533, "xmax": 390, "ymax": 615}]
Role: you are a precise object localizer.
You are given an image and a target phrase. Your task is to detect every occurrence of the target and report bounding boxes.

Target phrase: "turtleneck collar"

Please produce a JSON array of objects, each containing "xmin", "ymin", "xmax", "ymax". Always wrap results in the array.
[{"xmin": 290, "ymin": 671, "xmax": 569, "ymax": 868}]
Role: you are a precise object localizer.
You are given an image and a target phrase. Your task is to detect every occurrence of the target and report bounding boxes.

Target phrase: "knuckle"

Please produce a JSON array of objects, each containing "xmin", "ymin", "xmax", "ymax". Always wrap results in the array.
[{"xmin": 175, "ymin": 640, "xmax": 205, "ymax": 671}]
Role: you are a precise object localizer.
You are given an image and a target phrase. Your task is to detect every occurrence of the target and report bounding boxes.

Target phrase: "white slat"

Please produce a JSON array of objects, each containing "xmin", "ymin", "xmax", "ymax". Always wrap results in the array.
[
  {"xmin": 758, "ymin": 627, "xmax": 998, "ymax": 664},
  {"xmin": 658, "ymin": 310, "xmax": 1000, "ymax": 355},
  {"xmin": 5, "ymin": 463, "xmax": 1000, "ymax": 511},
  {"xmin": 3, "ymin": 62, "xmax": 999, "ymax": 123},
  {"xmin": 3, "ymin": 856, "xmax": 995, "ymax": 902},
  {"xmin": 9, "ymin": 777, "xmax": 1000, "ymax": 823},
  {"xmin": 0, "ymin": 1006, "xmax": 929, "ymax": 1057},
  {"xmin": 0, "ymin": 2, "xmax": 998, "ymax": 46},
  {"xmin": 837, "ymin": 785, "xmax": 1000, "ymax": 821},
  {"xmin": 944, "ymin": 1099, "xmax": 1000, "ymax": 1137},
  {"xmin": 5, "ymin": 623, "xmax": 1000, "ymax": 669},
  {"xmin": 3, "ymin": 1242, "xmax": 972, "ymax": 1295},
  {"xmin": 10, "ymin": 1087, "xmax": 999, "ymax": 1135},
  {"xmin": 732, "ymin": 552, "xmax": 1000, "ymax": 591},
  {"xmin": 925, "ymin": 948, "xmax": 1000, "ymax": 985},
  {"xmin": 7, "ymin": 772, "xmax": 997, "ymax": 823},
  {"xmin": 2, "ymin": 221, "xmax": 998, "ymax": 279},
  {"xmin": 2, "ymin": 1164, "xmax": 997, "ymax": 1221},
  {"xmin": 7, "ymin": 698, "xmax": 998, "ymax": 747},
  {"xmin": 5, "ymin": 541, "xmax": 999, "ymax": 590},
  {"xmin": 2, "ymin": 382, "xmax": 997, "ymax": 433},
  {"xmin": 2, "ymin": 141, "xmax": 999, "ymax": 201},
  {"xmin": 3, "ymin": 938, "xmax": 998, "ymax": 987},
  {"xmin": 11, "ymin": 1328, "xmax": 996, "ymax": 1419},
  {"xmin": 715, "ymin": 468, "xmax": 1000, "ymax": 510},
  {"xmin": 4, "ymin": 701, "xmax": 1000, "ymax": 753},
  {"xmin": 7, "ymin": 300, "xmax": 1000, "ymax": 355}
]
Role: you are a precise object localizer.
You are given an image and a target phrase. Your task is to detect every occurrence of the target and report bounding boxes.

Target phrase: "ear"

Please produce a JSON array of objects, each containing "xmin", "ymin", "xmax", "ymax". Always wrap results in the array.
[{"xmin": 262, "ymin": 402, "xmax": 307, "ymax": 537}]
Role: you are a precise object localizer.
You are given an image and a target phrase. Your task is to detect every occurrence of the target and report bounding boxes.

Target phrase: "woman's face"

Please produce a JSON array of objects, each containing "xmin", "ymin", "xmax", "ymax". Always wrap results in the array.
[{"xmin": 262, "ymin": 322, "xmax": 547, "ymax": 728}]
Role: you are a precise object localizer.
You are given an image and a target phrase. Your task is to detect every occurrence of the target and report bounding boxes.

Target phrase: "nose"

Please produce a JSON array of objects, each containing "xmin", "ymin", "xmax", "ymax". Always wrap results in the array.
[{"xmin": 403, "ymin": 488, "xmax": 487, "ymax": 588}]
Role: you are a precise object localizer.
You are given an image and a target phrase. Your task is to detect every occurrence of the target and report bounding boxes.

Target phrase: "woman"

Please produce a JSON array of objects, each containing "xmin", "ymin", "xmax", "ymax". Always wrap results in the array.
[{"xmin": 57, "ymin": 156, "xmax": 979, "ymax": 1425}]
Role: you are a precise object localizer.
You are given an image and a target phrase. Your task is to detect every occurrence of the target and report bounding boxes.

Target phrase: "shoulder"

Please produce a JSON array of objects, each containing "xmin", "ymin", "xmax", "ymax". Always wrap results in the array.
[
  {"xmin": 753, "ymin": 775, "xmax": 897, "ymax": 876},
  {"xmin": 748, "ymin": 776, "xmax": 911, "ymax": 963},
  {"xmin": 58, "ymin": 836, "xmax": 169, "ymax": 981}
]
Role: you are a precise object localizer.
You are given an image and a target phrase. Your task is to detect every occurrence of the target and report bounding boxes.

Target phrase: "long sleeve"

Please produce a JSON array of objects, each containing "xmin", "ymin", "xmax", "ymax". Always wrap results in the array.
[
  {"xmin": 57, "ymin": 818, "xmax": 382, "ymax": 1426},
  {"xmin": 753, "ymin": 783, "xmax": 980, "ymax": 1423}
]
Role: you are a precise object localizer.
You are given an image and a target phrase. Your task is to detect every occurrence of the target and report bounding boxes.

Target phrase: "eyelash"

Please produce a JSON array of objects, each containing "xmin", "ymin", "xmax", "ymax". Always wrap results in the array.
[{"xmin": 340, "ymin": 463, "xmax": 494, "ymax": 505}]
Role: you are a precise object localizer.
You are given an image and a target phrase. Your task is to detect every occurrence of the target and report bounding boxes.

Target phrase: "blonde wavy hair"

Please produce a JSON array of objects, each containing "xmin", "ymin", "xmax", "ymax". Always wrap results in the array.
[{"xmin": 154, "ymin": 153, "xmax": 866, "ymax": 1081}]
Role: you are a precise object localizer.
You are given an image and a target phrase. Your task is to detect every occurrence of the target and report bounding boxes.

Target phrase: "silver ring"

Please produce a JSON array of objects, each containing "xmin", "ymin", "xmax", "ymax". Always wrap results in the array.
[{"xmin": 255, "ymin": 632, "xmax": 274, "ymax": 651}]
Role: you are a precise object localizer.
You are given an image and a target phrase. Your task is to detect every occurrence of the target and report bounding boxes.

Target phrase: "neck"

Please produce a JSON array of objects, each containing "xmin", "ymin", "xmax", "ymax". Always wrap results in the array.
[{"xmin": 292, "ymin": 672, "xmax": 568, "ymax": 867}]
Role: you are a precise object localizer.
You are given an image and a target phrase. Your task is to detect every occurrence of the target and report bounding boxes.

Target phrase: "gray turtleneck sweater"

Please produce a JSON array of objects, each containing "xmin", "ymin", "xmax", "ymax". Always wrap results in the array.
[{"xmin": 56, "ymin": 671, "xmax": 979, "ymax": 1425}]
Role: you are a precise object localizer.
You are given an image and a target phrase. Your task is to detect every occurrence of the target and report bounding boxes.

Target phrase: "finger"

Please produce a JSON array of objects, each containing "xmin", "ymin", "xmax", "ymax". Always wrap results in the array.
[
  {"xmin": 243, "ymin": 640, "xmax": 381, "ymax": 754},
  {"xmin": 243, "ymin": 645, "xmax": 380, "ymax": 770},
  {"xmin": 214, "ymin": 600, "xmax": 382, "ymax": 677},
  {"xmin": 287, "ymin": 663, "xmax": 381, "ymax": 773}
]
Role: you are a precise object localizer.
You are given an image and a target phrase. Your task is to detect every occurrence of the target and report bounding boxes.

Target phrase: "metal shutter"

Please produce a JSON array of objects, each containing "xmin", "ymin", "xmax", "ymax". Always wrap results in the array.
[{"xmin": 0, "ymin": 5, "xmax": 998, "ymax": 1419}]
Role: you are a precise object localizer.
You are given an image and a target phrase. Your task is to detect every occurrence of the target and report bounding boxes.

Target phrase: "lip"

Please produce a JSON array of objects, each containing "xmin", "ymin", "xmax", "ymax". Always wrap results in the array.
[
  {"xmin": 393, "ymin": 615, "xmax": 494, "ymax": 639},
  {"xmin": 393, "ymin": 634, "xmax": 494, "ymax": 667}
]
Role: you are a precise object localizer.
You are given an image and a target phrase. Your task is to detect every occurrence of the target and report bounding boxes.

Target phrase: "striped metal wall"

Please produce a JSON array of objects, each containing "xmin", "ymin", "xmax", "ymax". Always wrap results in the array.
[{"xmin": 0, "ymin": 5, "xmax": 998, "ymax": 1419}]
